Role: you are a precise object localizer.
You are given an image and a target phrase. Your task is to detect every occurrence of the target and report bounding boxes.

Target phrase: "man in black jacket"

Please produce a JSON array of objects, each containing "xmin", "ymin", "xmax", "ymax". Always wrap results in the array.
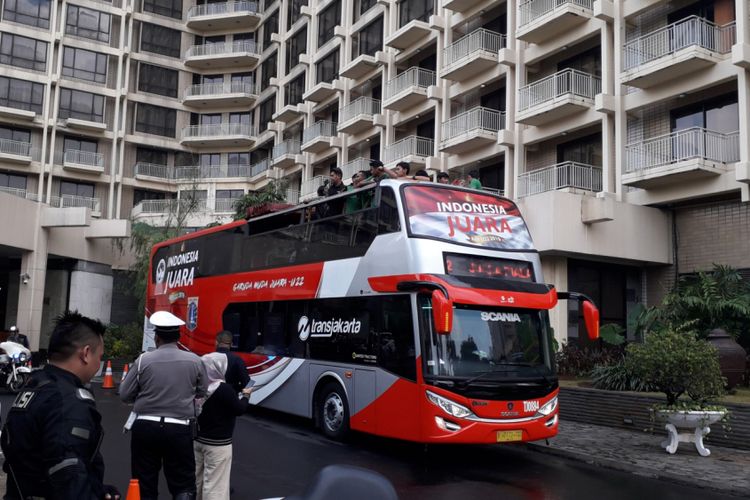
[
  {"xmin": 1, "ymin": 311, "xmax": 119, "ymax": 500},
  {"xmin": 215, "ymin": 331, "xmax": 249, "ymax": 392}
]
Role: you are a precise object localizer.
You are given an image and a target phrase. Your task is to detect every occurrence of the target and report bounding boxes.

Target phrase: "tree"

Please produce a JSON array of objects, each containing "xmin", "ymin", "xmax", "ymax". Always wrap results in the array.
[{"xmin": 233, "ymin": 180, "xmax": 288, "ymax": 220}]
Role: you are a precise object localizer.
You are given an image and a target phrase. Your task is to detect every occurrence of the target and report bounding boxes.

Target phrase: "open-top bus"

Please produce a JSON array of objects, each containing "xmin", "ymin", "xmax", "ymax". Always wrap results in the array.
[{"xmin": 146, "ymin": 180, "xmax": 599, "ymax": 444}]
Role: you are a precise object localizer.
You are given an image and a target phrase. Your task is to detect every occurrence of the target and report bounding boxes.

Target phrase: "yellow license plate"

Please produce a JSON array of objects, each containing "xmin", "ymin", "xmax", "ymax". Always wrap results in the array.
[{"xmin": 496, "ymin": 430, "xmax": 523, "ymax": 442}]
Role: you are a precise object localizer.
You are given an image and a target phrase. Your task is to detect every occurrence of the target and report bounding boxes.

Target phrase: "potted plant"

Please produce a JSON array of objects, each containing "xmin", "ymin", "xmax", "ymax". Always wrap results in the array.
[{"xmin": 625, "ymin": 328, "xmax": 728, "ymax": 456}]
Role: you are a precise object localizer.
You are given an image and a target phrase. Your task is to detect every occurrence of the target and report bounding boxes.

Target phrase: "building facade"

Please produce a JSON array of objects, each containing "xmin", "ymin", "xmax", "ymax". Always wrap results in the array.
[{"xmin": 1, "ymin": 0, "xmax": 749, "ymax": 348}]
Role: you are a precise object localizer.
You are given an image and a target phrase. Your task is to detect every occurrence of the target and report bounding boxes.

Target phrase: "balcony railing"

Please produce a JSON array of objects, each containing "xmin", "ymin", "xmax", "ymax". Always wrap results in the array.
[
  {"xmin": 0, "ymin": 186, "xmax": 41, "ymax": 202},
  {"xmin": 301, "ymin": 175, "xmax": 327, "ymax": 197},
  {"xmin": 0, "ymin": 138, "xmax": 33, "ymax": 158},
  {"xmin": 519, "ymin": 69, "xmax": 601, "ymax": 111},
  {"xmin": 273, "ymin": 139, "xmax": 302, "ymax": 159},
  {"xmin": 185, "ymin": 40, "xmax": 260, "ymax": 58},
  {"xmin": 64, "ymin": 149, "xmax": 104, "ymax": 168},
  {"xmin": 518, "ymin": 162, "xmax": 602, "ymax": 197},
  {"xmin": 135, "ymin": 162, "xmax": 171, "ymax": 179},
  {"xmin": 251, "ymin": 159, "xmax": 271, "ymax": 177},
  {"xmin": 384, "ymin": 67, "xmax": 436, "ymax": 100},
  {"xmin": 340, "ymin": 97, "xmax": 381, "ymax": 124},
  {"xmin": 285, "ymin": 189, "xmax": 300, "ymax": 205},
  {"xmin": 443, "ymin": 29, "xmax": 506, "ymax": 68},
  {"xmin": 623, "ymin": 17, "xmax": 736, "ymax": 71},
  {"xmin": 174, "ymin": 164, "xmax": 255, "ymax": 179},
  {"xmin": 303, "ymin": 121, "xmax": 338, "ymax": 144},
  {"xmin": 215, "ymin": 197, "xmax": 241, "ymax": 212},
  {"xmin": 442, "ymin": 107, "xmax": 504, "ymax": 142},
  {"xmin": 519, "ymin": 0, "xmax": 593, "ymax": 27},
  {"xmin": 384, "ymin": 136, "xmax": 434, "ymax": 163},
  {"xmin": 49, "ymin": 194, "xmax": 101, "ymax": 212},
  {"xmin": 625, "ymin": 127, "xmax": 740, "ymax": 173},
  {"xmin": 341, "ymin": 157, "xmax": 370, "ymax": 180},
  {"xmin": 188, "ymin": 1, "xmax": 260, "ymax": 18},
  {"xmin": 186, "ymin": 81, "xmax": 259, "ymax": 97},
  {"xmin": 182, "ymin": 123, "xmax": 255, "ymax": 139}
]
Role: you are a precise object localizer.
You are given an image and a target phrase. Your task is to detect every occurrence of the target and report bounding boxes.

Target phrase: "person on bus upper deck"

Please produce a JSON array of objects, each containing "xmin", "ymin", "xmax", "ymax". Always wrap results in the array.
[
  {"xmin": 367, "ymin": 159, "xmax": 390, "ymax": 183},
  {"xmin": 436, "ymin": 172, "xmax": 450, "ymax": 184},
  {"xmin": 413, "ymin": 169, "xmax": 431, "ymax": 182},
  {"xmin": 345, "ymin": 170, "xmax": 369, "ymax": 213},
  {"xmin": 120, "ymin": 310, "xmax": 208, "ymax": 500},
  {"xmin": 467, "ymin": 170, "xmax": 482, "ymax": 189},
  {"xmin": 215, "ymin": 331, "xmax": 249, "ymax": 393}
]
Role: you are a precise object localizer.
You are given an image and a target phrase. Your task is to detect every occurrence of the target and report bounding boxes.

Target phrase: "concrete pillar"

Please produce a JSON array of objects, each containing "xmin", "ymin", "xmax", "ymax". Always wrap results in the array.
[
  {"xmin": 612, "ymin": 0, "xmax": 626, "ymax": 202},
  {"xmin": 68, "ymin": 262, "xmax": 114, "ymax": 325},
  {"xmin": 17, "ymin": 221, "xmax": 49, "ymax": 351},
  {"xmin": 541, "ymin": 256, "xmax": 569, "ymax": 347}
]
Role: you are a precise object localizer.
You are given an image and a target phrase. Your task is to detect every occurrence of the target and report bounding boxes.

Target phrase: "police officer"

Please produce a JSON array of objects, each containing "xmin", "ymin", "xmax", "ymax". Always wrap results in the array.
[
  {"xmin": 7, "ymin": 325, "xmax": 29, "ymax": 349},
  {"xmin": 1, "ymin": 311, "xmax": 120, "ymax": 500},
  {"xmin": 120, "ymin": 311, "xmax": 208, "ymax": 500}
]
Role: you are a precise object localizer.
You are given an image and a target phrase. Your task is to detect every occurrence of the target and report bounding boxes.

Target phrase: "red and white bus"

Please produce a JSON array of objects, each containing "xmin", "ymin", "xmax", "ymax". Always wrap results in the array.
[{"xmin": 146, "ymin": 180, "xmax": 599, "ymax": 444}]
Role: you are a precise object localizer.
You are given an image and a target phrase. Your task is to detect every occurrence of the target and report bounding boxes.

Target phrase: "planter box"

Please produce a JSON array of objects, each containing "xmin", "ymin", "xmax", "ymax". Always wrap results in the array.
[{"xmin": 559, "ymin": 386, "xmax": 750, "ymax": 451}]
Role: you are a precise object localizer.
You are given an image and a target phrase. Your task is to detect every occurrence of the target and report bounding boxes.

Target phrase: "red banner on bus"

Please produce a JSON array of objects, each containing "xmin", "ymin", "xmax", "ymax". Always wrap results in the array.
[{"xmin": 402, "ymin": 185, "xmax": 534, "ymax": 250}]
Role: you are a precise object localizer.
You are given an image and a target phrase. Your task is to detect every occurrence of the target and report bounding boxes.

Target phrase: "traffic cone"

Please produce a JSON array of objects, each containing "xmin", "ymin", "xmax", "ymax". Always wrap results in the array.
[
  {"xmin": 26, "ymin": 360, "xmax": 32, "ymax": 368},
  {"xmin": 126, "ymin": 479, "xmax": 140, "ymax": 500},
  {"xmin": 101, "ymin": 360, "xmax": 115, "ymax": 389},
  {"xmin": 120, "ymin": 363, "xmax": 129, "ymax": 384}
]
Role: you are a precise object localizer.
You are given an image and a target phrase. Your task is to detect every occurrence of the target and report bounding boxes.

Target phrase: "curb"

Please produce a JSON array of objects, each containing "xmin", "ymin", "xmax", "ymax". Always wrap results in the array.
[{"xmin": 524, "ymin": 442, "xmax": 748, "ymax": 498}]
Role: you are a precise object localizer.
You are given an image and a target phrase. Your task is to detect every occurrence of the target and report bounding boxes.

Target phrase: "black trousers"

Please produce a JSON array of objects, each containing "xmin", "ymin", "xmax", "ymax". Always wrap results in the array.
[{"xmin": 130, "ymin": 419, "xmax": 196, "ymax": 500}]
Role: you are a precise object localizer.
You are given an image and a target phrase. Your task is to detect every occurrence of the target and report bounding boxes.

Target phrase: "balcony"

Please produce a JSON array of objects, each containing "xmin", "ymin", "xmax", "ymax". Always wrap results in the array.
[
  {"xmin": 0, "ymin": 186, "xmax": 40, "ymax": 202},
  {"xmin": 0, "ymin": 138, "xmax": 33, "ymax": 164},
  {"xmin": 62, "ymin": 150, "xmax": 105, "ymax": 174},
  {"xmin": 442, "ymin": 29, "xmax": 505, "ymax": 81},
  {"xmin": 273, "ymin": 103, "xmax": 305, "ymax": 123},
  {"xmin": 622, "ymin": 17, "xmax": 735, "ymax": 88},
  {"xmin": 49, "ymin": 194, "xmax": 101, "ymax": 216},
  {"xmin": 302, "ymin": 121, "xmax": 338, "ymax": 153},
  {"xmin": 183, "ymin": 81, "xmax": 260, "ymax": 108},
  {"xmin": 517, "ymin": 0, "xmax": 594, "ymax": 44},
  {"xmin": 285, "ymin": 188, "xmax": 300, "ymax": 205},
  {"xmin": 517, "ymin": 69, "xmax": 601, "ymax": 126},
  {"xmin": 134, "ymin": 162, "xmax": 172, "ymax": 181},
  {"xmin": 442, "ymin": 0, "xmax": 485, "ymax": 14},
  {"xmin": 338, "ymin": 97, "xmax": 380, "ymax": 134},
  {"xmin": 341, "ymin": 157, "xmax": 370, "ymax": 180},
  {"xmin": 384, "ymin": 136, "xmax": 434, "ymax": 167},
  {"xmin": 174, "ymin": 164, "xmax": 255, "ymax": 180},
  {"xmin": 249, "ymin": 159, "xmax": 272, "ymax": 178},
  {"xmin": 272, "ymin": 139, "xmax": 303, "ymax": 169},
  {"xmin": 623, "ymin": 127, "xmax": 739, "ymax": 188},
  {"xmin": 518, "ymin": 162, "xmax": 602, "ymax": 197},
  {"xmin": 184, "ymin": 41, "xmax": 261, "ymax": 69},
  {"xmin": 386, "ymin": 19, "xmax": 432, "ymax": 51},
  {"xmin": 181, "ymin": 123, "xmax": 256, "ymax": 147},
  {"xmin": 383, "ymin": 67, "xmax": 436, "ymax": 111},
  {"xmin": 440, "ymin": 107, "xmax": 505, "ymax": 153},
  {"xmin": 62, "ymin": 117, "xmax": 107, "ymax": 133},
  {"xmin": 340, "ymin": 51, "xmax": 386, "ymax": 80},
  {"xmin": 300, "ymin": 175, "xmax": 327, "ymax": 201},
  {"xmin": 186, "ymin": 1, "xmax": 262, "ymax": 31},
  {"xmin": 304, "ymin": 79, "xmax": 343, "ymax": 103}
]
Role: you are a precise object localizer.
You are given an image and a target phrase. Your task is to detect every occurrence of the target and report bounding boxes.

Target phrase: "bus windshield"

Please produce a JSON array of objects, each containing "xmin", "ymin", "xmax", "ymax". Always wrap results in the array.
[{"xmin": 420, "ymin": 298, "xmax": 555, "ymax": 384}]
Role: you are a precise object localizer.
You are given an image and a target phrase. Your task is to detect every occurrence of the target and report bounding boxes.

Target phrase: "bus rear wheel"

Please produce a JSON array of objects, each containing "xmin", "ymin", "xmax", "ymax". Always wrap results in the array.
[{"xmin": 318, "ymin": 382, "xmax": 350, "ymax": 441}]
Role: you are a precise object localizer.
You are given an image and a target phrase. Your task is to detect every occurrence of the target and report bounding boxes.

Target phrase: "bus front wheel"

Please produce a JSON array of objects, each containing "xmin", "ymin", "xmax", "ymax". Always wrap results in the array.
[{"xmin": 318, "ymin": 382, "xmax": 350, "ymax": 441}]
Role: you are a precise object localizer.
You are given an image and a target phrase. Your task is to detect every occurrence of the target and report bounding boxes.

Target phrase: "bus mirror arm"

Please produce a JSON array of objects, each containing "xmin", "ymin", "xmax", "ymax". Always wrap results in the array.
[
  {"xmin": 556, "ymin": 291, "xmax": 600, "ymax": 341},
  {"xmin": 396, "ymin": 281, "xmax": 453, "ymax": 335}
]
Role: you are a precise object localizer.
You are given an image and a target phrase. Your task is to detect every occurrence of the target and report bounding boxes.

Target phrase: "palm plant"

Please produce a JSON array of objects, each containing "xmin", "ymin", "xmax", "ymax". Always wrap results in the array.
[{"xmin": 233, "ymin": 180, "xmax": 289, "ymax": 220}]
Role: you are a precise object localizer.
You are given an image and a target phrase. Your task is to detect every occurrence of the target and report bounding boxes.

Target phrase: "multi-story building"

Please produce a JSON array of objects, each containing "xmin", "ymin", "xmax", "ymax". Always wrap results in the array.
[{"xmin": 1, "ymin": 0, "xmax": 749, "ymax": 348}]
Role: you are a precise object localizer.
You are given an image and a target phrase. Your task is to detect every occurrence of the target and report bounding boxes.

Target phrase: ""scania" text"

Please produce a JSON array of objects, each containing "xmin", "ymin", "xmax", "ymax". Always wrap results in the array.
[{"xmin": 480, "ymin": 312, "xmax": 521, "ymax": 322}]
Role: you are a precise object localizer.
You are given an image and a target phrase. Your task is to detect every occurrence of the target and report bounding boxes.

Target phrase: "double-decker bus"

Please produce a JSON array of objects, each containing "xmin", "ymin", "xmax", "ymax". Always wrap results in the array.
[{"xmin": 146, "ymin": 180, "xmax": 599, "ymax": 444}]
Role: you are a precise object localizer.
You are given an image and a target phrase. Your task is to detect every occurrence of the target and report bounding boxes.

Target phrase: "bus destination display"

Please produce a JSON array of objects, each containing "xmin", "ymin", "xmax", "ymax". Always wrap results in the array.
[{"xmin": 444, "ymin": 254, "xmax": 534, "ymax": 282}]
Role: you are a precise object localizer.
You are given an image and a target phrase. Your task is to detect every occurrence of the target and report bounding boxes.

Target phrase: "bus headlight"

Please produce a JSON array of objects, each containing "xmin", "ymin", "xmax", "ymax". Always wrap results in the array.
[
  {"xmin": 535, "ymin": 396, "xmax": 558, "ymax": 417},
  {"xmin": 426, "ymin": 390, "xmax": 474, "ymax": 419}
]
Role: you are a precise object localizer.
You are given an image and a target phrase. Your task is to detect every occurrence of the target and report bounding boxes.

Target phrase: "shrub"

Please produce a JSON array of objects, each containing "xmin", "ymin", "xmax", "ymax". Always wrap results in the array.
[
  {"xmin": 104, "ymin": 323, "xmax": 143, "ymax": 361},
  {"xmin": 591, "ymin": 362, "xmax": 657, "ymax": 392},
  {"xmin": 556, "ymin": 342, "xmax": 624, "ymax": 377},
  {"xmin": 625, "ymin": 328, "xmax": 725, "ymax": 406}
]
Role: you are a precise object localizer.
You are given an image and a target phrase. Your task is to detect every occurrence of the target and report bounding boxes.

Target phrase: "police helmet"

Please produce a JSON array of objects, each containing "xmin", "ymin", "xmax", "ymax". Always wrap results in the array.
[{"xmin": 150, "ymin": 311, "xmax": 185, "ymax": 327}]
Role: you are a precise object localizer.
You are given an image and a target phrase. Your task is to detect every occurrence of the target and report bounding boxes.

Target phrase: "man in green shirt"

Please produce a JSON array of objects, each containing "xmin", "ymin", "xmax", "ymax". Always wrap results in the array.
[{"xmin": 467, "ymin": 170, "xmax": 482, "ymax": 189}]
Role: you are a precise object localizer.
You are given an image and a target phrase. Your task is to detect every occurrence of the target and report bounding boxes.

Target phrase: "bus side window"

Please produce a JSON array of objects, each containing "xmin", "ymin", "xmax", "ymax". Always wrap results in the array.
[
  {"xmin": 374, "ymin": 296, "xmax": 416, "ymax": 381},
  {"xmin": 377, "ymin": 187, "xmax": 400, "ymax": 234}
]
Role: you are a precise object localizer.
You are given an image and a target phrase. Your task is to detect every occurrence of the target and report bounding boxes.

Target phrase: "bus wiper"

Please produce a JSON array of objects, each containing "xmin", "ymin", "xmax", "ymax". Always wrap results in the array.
[
  {"xmin": 456, "ymin": 367, "xmax": 514, "ymax": 387},
  {"xmin": 494, "ymin": 362, "xmax": 554, "ymax": 385}
]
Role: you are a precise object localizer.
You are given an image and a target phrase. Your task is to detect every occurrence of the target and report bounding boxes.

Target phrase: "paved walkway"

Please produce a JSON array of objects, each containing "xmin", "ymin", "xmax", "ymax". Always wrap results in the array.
[{"xmin": 526, "ymin": 420, "xmax": 750, "ymax": 498}]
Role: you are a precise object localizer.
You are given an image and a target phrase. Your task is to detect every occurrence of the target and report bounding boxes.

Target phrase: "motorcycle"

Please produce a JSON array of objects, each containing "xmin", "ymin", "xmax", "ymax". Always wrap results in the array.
[{"xmin": 0, "ymin": 341, "xmax": 32, "ymax": 393}]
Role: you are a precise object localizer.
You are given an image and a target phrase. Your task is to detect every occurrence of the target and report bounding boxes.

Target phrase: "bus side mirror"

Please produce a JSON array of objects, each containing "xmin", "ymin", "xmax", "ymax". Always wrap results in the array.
[
  {"xmin": 432, "ymin": 290, "xmax": 453, "ymax": 335},
  {"xmin": 582, "ymin": 301, "xmax": 600, "ymax": 340}
]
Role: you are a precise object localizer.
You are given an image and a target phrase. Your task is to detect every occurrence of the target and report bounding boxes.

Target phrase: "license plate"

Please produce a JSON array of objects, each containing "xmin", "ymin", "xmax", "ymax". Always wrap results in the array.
[{"xmin": 496, "ymin": 430, "xmax": 523, "ymax": 442}]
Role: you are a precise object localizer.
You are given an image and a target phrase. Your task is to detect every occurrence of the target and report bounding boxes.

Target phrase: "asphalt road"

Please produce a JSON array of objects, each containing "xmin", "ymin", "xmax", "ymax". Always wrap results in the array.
[{"xmin": 0, "ymin": 388, "xmax": 740, "ymax": 500}]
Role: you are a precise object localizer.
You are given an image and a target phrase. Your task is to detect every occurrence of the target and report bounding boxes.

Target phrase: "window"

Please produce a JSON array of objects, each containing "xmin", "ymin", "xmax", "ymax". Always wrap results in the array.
[
  {"xmin": 62, "ymin": 47, "xmax": 108, "ymax": 84},
  {"xmin": 286, "ymin": 27, "xmax": 307, "ymax": 73},
  {"xmin": 59, "ymin": 89, "xmax": 105, "ymax": 123},
  {"xmin": 0, "ymin": 125, "xmax": 31, "ymax": 143},
  {"xmin": 200, "ymin": 113, "xmax": 221, "ymax": 125},
  {"xmin": 141, "ymin": 22, "xmax": 181, "ymax": 58},
  {"xmin": 136, "ymin": 103, "xmax": 176, "ymax": 137},
  {"xmin": 354, "ymin": 0, "xmax": 375, "ymax": 21},
  {"xmin": 557, "ymin": 133, "xmax": 602, "ymax": 166},
  {"xmin": 231, "ymin": 72, "xmax": 253, "ymax": 85},
  {"xmin": 64, "ymin": 135, "xmax": 97, "ymax": 154},
  {"xmin": 66, "ymin": 5, "xmax": 110, "ymax": 43},
  {"xmin": 60, "ymin": 180, "xmax": 94, "ymax": 199},
  {"xmin": 175, "ymin": 151, "xmax": 198, "ymax": 166},
  {"xmin": 318, "ymin": 0, "xmax": 341, "ymax": 48},
  {"xmin": 287, "ymin": 0, "xmax": 306, "ymax": 30},
  {"xmin": 558, "ymin": 47, "xmax": 601, "ymax": 77},
  {"xmin": 143, "ymin": 0, "xmax": 182, "ymax": 19},
  {"xmin": 0, "ymin": 76, "xmax": 43, "ymax": 113},
  {"xmin": 0, "ymin": 33, "xmax": 47, "ymax": 71},
  {"xmin": 230, "ymin": 112, "xmax": 251, "ymax": 125},
  {"xmin": 217, "ymin": 189, "xmax": 244, "ymax": 198},
  {"xmin": 0, "ymin": 172, "xmax": 26, "ymax": 190},
  {"xmin": 134, "ymin": 189, "xmax": 167, "ymax": 206},
  {"xmin": 260, "ymin": 52, "xmax": 277, "ymax": 88},
  {"xmin": 228, "ymin": 152, "xmax": 249, "ymax": 175},
  {"xmin": 671, "ymin": 93, "xmax": 739, "ymax": 134},
  {"xmin": 355, "ymin": 17, "xmax": 383, "ymax": 57},
  {"xmin": 136, "ymin": 147, "xmax": 168, "ymax": 165},
  {"xmin": 285, "ymin": 74, "xmax": 304, "ymax": 107},
  {"xmin": 138, "ymin": 63, "xmax": 178, "ymax": 98},
  {"xmin": 3, "ymin": 0, "xmax": 50, "ymax": 28},
  {"xmin": 316, "ymin": 49, "xmax": 338, "ymax": 85},
  {"xmin": 258, "ymin": 96, "xmax": 275, "ymax": 132},
  {"xmin": 262, "ymin": 9, "xmax": 278, "ymax": 48},
  {"xmin": 398, "ymin": 0, "xmax": 433, "ymax": 26}
]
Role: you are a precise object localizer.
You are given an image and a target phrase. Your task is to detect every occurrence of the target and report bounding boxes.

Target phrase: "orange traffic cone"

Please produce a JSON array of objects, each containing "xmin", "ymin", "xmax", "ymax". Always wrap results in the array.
[
  {"xmin": 120, "ymin": 363, "xmax": 129, "ymax": 384},
  {"xmin": 126, "ymin": 479, "xmax": 140, "ymax": 500},
  {"xmin": 101, "ymin": 360, "xmax": 115, "ymax": 389}
]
